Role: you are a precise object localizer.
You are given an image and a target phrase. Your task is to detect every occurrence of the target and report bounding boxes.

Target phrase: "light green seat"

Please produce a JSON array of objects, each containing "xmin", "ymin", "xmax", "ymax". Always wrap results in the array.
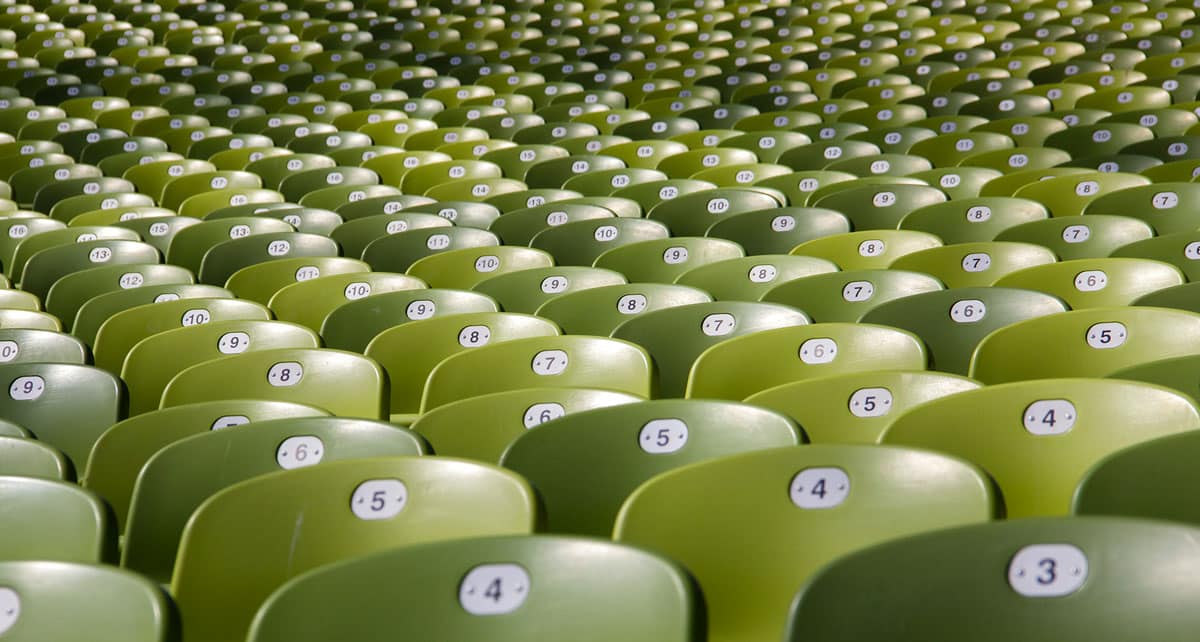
[
  {"xmin": 613, "ymin": 302, "xmax": 811, "ymax": 398},
  {"xmin": 534, "ymin": 283, "xmax": 713, "ymax": 336},
  {"xmin": 121, "ymin": 320, "xmax": 321, "ymax": 416},
  {"xmin": 164, "ymin": 216, "xmax": 293, "ymax": 275},
  {"xmin": 897, "ymin": 196, "xmax": 1049, "ymax": 243},
  {"xmin": 503, "ymin": 399, "xmax": 800, "ymax": 535},
  {"xmin": 970, "ymin": 307, "xmax": 1200, "ymax": 383},
  {"xmin": 170, "ymin": 457, "xmax": 537, "ymax": 642},
  {"xmin": 760, "ymin": 269, "xmax": 944, "ymax": 322},
  {"xmin": 161, "ymin": 348, "xmax": 387, "ymax": 418},
  {"xmin": 883, "ymin": 378, "xmax": 1200, "ymax": 517},
  {"xmin": 685, "ymin": 323, "xmax": 928, "ymax": 400},
  {"xmin": 321, "ymin": 289, "xmax": 500, "ymax": 353},
  {"xmin": 92, "ymin": 297, "xmax": 271, "ymax": 374},
  {"xmin": 1010, "ymin": 171, "xmax": 1151, "ymax": 217},
  {"xmin": 72, "ymin": 284, "xmax": 233, "ymax": 348},
  {"xmin": 1112, "ymin": 231, "xmax": 1200, "ymax": 281},
  {"xmin": 471, "ymin": 266, "xmax": 626, "ymax": 314},
  {"xmin": 405, "ymin": 245, "xmax": 555, "ymax": 290},
  {"xmin": 83, "ymin": 400, "xmax": 329, "ymax": 531},
  {"xmin": 197, "ymin": 232, "xmax": 340, "ymax": 287},
  {"xmin": 0, "ymin": 476, "xmax": 113, "ymax": 563},
  {"xmin": 888, "ymin": 242, "xmax": 1059, "ymax": 288},
  {"xmin": 994, "ymin": 215, "xmax": 1156, "ymax": 260},
  {"xmin": 248, "ymin": 534, "xmax": 701, "ymax": 642},
  {"xmin": 410, "ymin": 388, "xmax": 643, "ymax": 462},
  {"xmin": 0, "ymin": 363, "xmax": 122, "ymax": 474},
  {"xmin": 614, "ymin": 444, "xmax": 994, "ymax": 642},
  {"xmin": 123, "ymin": 417, "xmax": 427, "ymax": 585},
  {"xmin": 673, "ymin": 256, "xmax": 839, "ymax": 301},
  {"xmin": 487, "ymin": 202, "xmax": 615, "ymax": 246},
  {"xmin": 0, "ymin": 435, "xmax": 71, "ymax": 480},
  {"xmin": 422, "ymin": 335, "xmax": 653, "ymax": 411},
  {"xmin": 1082, "ymin": 181, "xmax": 1200, "ymax": 234},
  {"xmin": 267, "ymin": 272, "xmax": 427, "ymax": 333},
  {"xmin": 0, "ymin": 329, "xmax": 87, "ymax": 365},
  {"xmin": 745, "ymin": 370, "xmax": 982, "ymax": 444},
  {"xmin": 44, "ymin": 263, "xmax": 193, "ymax": 332},
  {"xmin": 594, "ymin": 237, "xmax": 744, "ymax": 284},
  {"xmin": 0, "ymin": 560, "xmax": 176, "ymax": 641},
  {"xmin": 366, "ymin": 312, "xmax": 560, "ymax": 421},
  {"xmin": 790, "ymin": 230, "xmax": 943, "ymax": 270},
  {"xmin": 786, "ymin": 517, "xmax": 1200, "ymax": 642},
  {"xmin": 993, "ymin": 258, "xmax": 1184, "ymax": 309},
  {"xmin": 703, "ymin": 206, "xmax": 851, "ymax": 255},
  {"xmin": 0, "ymin": 310, "xmax": 62, "ymax": 332}
]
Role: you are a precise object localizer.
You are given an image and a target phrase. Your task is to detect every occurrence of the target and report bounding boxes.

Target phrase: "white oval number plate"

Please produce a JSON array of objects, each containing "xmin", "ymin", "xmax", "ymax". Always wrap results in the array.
[
  {"xmin": 9, "ymin": 376, "xmax": 44, "ymax": 401},
  {"xmin": 350, "ymin": 479, "xmax": 407, "ymax": 520},
  {"xmin": 460, "ymin": 563, "xmax": 531, "ymax": 615},
  {"xmin": 458, "ymin": 325, "xmax": 491, "ymax": 347},
  {"xmin": 842, "ymin": 281, "xmax": 874, "ymax": 302},
  {"xmin": 1008, "ymin": 544, "xmax": 1088, "ymax": 597},
  {"xmin": 217, "ymin": 332, "xmax": 250, "ymax": 354},
  {"xmin": 523, "ymin": 402, "xmax": 565, "ymax": 428},
  {"xmin": 276, "ymin": 435, "xmax": 325, "ymax": 470},
  {"xmin": 701, "ymin": 313, "xmax": 736, "ymax": 336},
  {"xmin": 848, "ymin": 387, "xmax": 893, "ymax": 418},
  {"xmin": 1023, "ymin": 399, "xmax": 1077, "ymax": 435},
  {"xmin": 789, "ymin": 467, "xmax": 850, "ymax": 509},
  {"xmin": 0, "ymin": 342, "xmax": 17, "ymax": 363},
  {"xmin": 1086, "ymin": 322, "xmax": 1127, "ymax": 349},
  {"xmin": 950, "ymin": 299, "xmax": 986, "ymax": 324},
  {"xmin": 639, "ymin": 418, "xmax": 689, "ymax": 454},
  {"xmin": 267, "ymin": 362, "xmax": 303, "ymax": 387},
  {"xmin": 799, "ymin": 338, "xmax": 837, "ymax": 364},
  {"xmin": 531, "ymin": 350, "xmax": 568, "ymax": 375},
  {"xmin": 617, "ymin": 294, "xmax": 647, "ymax": 314},
  {"xmin": 0, "ymin": 588, "xmax": 19, "ymax": 635}
]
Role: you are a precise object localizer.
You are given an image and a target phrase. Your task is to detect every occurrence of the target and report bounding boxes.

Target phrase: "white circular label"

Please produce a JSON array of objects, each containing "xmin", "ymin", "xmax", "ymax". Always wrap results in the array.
[
  {"xmin": 459, "ymin": 564, "xmax": 531, "ymax": 615},
  {"xmin": 966, "ymin": 206, "xmax": 991, "ymax": 222},
  {"xmin": 217, "ymin": 332, "xmax": 250, "ymax": 354},
  {"xmin": 295, "ymin": 266, "xmax": 321, "ymax": 281},
  {"xmin": 789, "ymin": 467, "xmax": 850, "ymax": 509},
  {"xmin": 540, "ymin": 276, "xmax": 568, "ymax": 293},
  {"xmin": 458, "ymin": 325, "xmax": 491, "ymax": 347},
  {"xmin": 267, "ymin": 361, "xmax": 303, "ymax": 387},
  {"xmin": 276, "ymin": 435, "xmax": 325, "ymax": 469},
  {"xmin": 1185, "ymin": 242, "xmax": 1200, "ymax": 261},
  {"xmin": 211, "ymin": 415, "xmax": 250, "ymax": 429},
  {"xmin": 842, "ymin": 281, "xmax": 875, "ymax": 302},
  {"xmin": 1086, "ymin": 322, "xmax": 1127, "ymax": 349},
  {"xmin": 181, "ymin": 309, "xmax": 211, "ymax": 326},
  {"xmin": 474, "ymin": 255, "xmax": 500, "ymax": 273},
  {"xmin": 350, "ymin": 478, "xmax": 407, "ymax": 520},
  {"xmin": 406, "ymin": 300, "xmax": 435, "ymax": 320},
  {"xmin": 427, "ymin": 234, "xmax": 451, "ymax": 250},
  {"xmin": 119, "ymin": 272, "xmax": 144, "ymax": 289},
  {"xmin": 872, "ymin": 192, "xmax": 896, "ymax": 208},
  {"xmin": 229, "ymin": 225, "xmax": 251, "ymax": 239},
  {"xmin": 663, "ymin": 247, "xmax": 689, "ymax": 264},
  {"xmin": 89, "ymin": 247, "xmax": 112, "ymax": 263},
  {"xmin": 858, "ymin": 240, "xmax": 885, "ymax": 257},
  {"xmin": 344, "ymin": 282, "xmax": 372, "ymax": 300},
  {"xmin": 9, "ymin": 375, "xmax": 44, "ymax": 401},
  {"xmin": 1075, "ymin": 180, "xmax": 1100, "ymax": 196},
  {"xmin": 1008, "ymin": 544, "xmax": 1088, "ymax": 597},
  {"xmin": 748, "ymin": 265, "xmax": 778, "ymax": 283},
  {"xmin": 771, "ymin": 216, "xmax": 796, "ymax": 232},
  {"xmin": 950, "ymin": 299, "xmax": 987, "ymax": 323},
  {"xmin": 1074, "ymin": 270, "xmax": 1108, "ymax": 292},
  {"xmin": 532, "ymin": 349, "xmax": 568, "ymax": 375},
  {"xmin": 799, "ymin": 338, "xmax": 837, "ymax": 364},
  {"xmin": 267, "ymin": 240, "xmax": 291, "ymax": 256},
  {"xmin": 701, "ymin": 313, "xmax": 736, "ymax": 336},
  {"xmin": 961, "ymin": 253, "xmax": 992, "ymax": 272},
  {"xmin": 150, "ymin": 223, "xmax": 170, "ymax": 236},
  {"xmin": 593, "ymin": 225, "xmax": 619, "ymax": 242},
  {"xmin": 1153, "ymin": 192, "xmax": 1179, "ymax": 209},
  {"xmin": 617, "ymin": 294, "xmax": 648, "ymax": 314},
  {"xmin": 1023, "ymin": 399, "xmax": 1077, "ymax": 435},
  {"xmin": 707, "ymin": 198, "xmax": 730, "ymax": 214},
  {"xmin": 1063, "ymin": 225, "xmax": 1091, "ymax": 243},
  {"xmin": 848, "ymin": 387, "xmax": 893, "ymax": 418},
  {"xmin": 638, "ymin": 418, "xmax": 689, "ymax": 454},
  {"xmin": 523, "ymin": 402, "xmax": 565, "ymax": 428}
]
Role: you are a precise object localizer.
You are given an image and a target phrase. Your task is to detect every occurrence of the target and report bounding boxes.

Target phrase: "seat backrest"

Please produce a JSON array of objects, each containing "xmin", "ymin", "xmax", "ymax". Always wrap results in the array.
[
  {"xmin": 786, "ymin": 517, "xmax": 1200, "ymax": 642},
  {"xmin": 223, "ymin": 256, "xmax": 370, "ymax": 304},
  {"xmin": 171, "ymin": 457, "xmax": 537, "ymax": 642},
  {"xmin": 405, "ymin": 245, "xmax": 555, "ymax": 290},
  {"xmin": 248, "ymin": 535, "xmax": 702, "ymax": 642},
  {"xmin": 0, "ymin": 476, "xmax": 112, "ymax": 563},
  {"xmin": 502, "ymin": 399, "xmax": 800, "ymax": 535},
  {"xmin": 197, "ymin": 232, "xmax": 340, "ymax": 286},
  {"xmin": 760, "ymin": 268, "xmax": 945, "ymax": 322},
  {"xmin": 614, "ymin": 444, "xmax": 994, "ymax": 642},
  {"xmin": 267, "ymin": 272, "xmax": 427, "ymax": 332},
  {"xmin": 321, "ymin": 288, "xmax": 500, "ymax": 352},
  {"xmin": 123, "ymin": 417, "xmax": 428, "ymax": 584},
  {"xmin": 882, "ymin": 378, "xmax": 1200, "ymax": 517},
  {"xmin": 594, "ymin": 236, "xmax": 745, "ymax": 283}
]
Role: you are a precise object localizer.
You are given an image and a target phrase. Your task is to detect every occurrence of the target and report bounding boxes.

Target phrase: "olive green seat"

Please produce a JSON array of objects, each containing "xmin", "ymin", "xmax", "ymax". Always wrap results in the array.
[
  {"xmin": 1082, "ymin": 182, "xmax": 1200, "ymax": 235},
  {"xmin": 993, "ymin": 258, "xmax": 1184, "ymax": 309},
  {"xmin": 44, "ymin": 263, "xmax": 193, "ymax": 332},
  {"xmin": 321, "ymin": 289, "xmax": 500, "ymax": 353},
  {"xmin": 72, "ymin": 284, "xmax": 233, "ymax": 348},
  {"xmin": 761, "ymin": 269, "xmax": 944, "ymax": 323},
  {"xmin": 197, "ymin": 232, "xmax": 340, "ymax": 287},
  {"xmin": 889, "ymin": 242, "xmax": 1059, "ymax": 289},
  {"xmin": 248, "ymin": 535, "xmax": 702, "ymax": 642},
  {"xmin": 529, "ymin": 217, "xmax": 671, "ymax": 266},
  {"xmin": 703, "ymin": 207, "xmax": 851, "ymax": 255},
  {"xmin": 1074, "ymin": 428, "xmax": 1200, "ymax": 526},
  {"xmin": 0, "ymin": 476, "xmax": 113, "ymax": 563},
  {"xmin": 503, "ymin": 399, "xmax": 800, "ymax": 535},
  {"xmin": 223, "ymin": 256, "xmax": 370, "ymax": 305},
  {"xmin": 21, "ymin": 239, "xmax": 161, "ymax": 301},
  {"xmin": 745, "ymin": 370, "xmax": 983, "ymax": 444},
  {"xmin": 790, "ymin": 230, "xmax": 943, "ymax": 271},
  {"xmin": 897, "ymin": 197, "xmax": 1049, "ymax": 244},
  {"xmin": 1010, "ymin": 171, "xmax": 1151, "ymax": 217},
  {"xmin": 1133, "ymin": 282, "xmax": 1200, "ymax": 314},
  {"xmin": 594, "ymin": 237, "xmax": 745, "ymax": 284},
  {"xmin": 0, "ymin": 329, "xmax": 87, "ymax": 366},
  {"xmin": 123, "ymin": 417, "xmax": 428, "ymax": 585},
  {"xmin": 170, "ymin": 457, "xmax": 537, "ymax": 642},
  {"xmin": 812, "ymin": 183, "xmax": 948, "ymax": 230},
  {"xmin": 0, "ymin": 435, "xmax": 71, "ymax": 480},
  {"xmin": 360, "ymin": 226, "xmax": 501, "ymax": 273},
  {"xmin": 1111, "ymin": 231, "xmax": 1200, "ymax": 281},
  {"xmin": 165, "ymin": 217, "xmax": 294, "ymax": 275},
  {"xmin": 83, "ymin": 400, "xmax": 330, "ymax": 531},
  {"xmin": 366, "ymin": 312, "xmax": 560, "ymax": 421},
  {"xmin": 421, "ymin": 335, "xmax": 653, "ymax": 411},
  {"xmin": 267, "ymin": 272, "xmax": 427, "ymax": 333},
  {"xmin": 612, "ymin": 302, "xmax": 811, "ymax": 398},
  {"xmin": 646, "ymin": 188, "xmax": 781, "ymax": 236},
  {"xmin": 405, "ymin": 246, "xmax": 555, "ymax": 290},
  {"xmin": 685, "ymin": 323, "xmax": 928, "ymax": 401},
  {"xmin": 533, "ymin": 283, "xmax": 713, "ymax": 336},
  {"xmin": 883, "ymin": 378, "xmax": 1200, "ymax": 517},
  {"xmin": 329, "ymin": 213, "xmax": 452, "ymax": 259},
  {"xmin": 161, "ymin": 348, "xmax": 387, "ymax": 419},
  {"xmin": 786, "ymin": 517, "xmax": 1200, "ymax": 642},
  {"xmin": 994, "ymin": 215, "xmax": 1156, "ymax": 260},
  {"xmin": 614, "ymin": 445, "xmax": 994, "ymax": 642},
  {"xmin": 673, "ymin": 256, "xmax": 840, "ymax": 301}
]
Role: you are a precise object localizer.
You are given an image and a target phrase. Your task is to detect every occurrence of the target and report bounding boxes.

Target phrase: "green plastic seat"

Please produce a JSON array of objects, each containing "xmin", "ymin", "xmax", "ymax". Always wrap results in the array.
[
  {"xmin": 1111, "ymin": 231, "xmax": 1200, "ymax": 282},
  {"xmin": 21, "ymin": 239, "xmax": 160, "ymax": 301},
  {"xmin": 1011, "ymin": 171, "xmax": 1151, "ymax": 217},
  {"xmin": 532, "ymin": 281, "xmax": 712, "ymax": 335},
  {"xmin": 993, "ymin": 258, "xmax": 1183, "ymax": 309},
  {"xmin": 1133, "ymin": 282, "xmax": 1200, "ymax": 314},
  {"xmin": 0, "ymin": 434, "xmax": 71, "ymax": 480},
  {"xmin": 123, "ymin": 416, "xmax": 427, "ymax": 584},
  {"xmin": 197, "ymin": 232, "xmax": 340, "ymax": 287},
  {"xmin": 267, "ymin": 272, "xmax": 426, "ymax": 333},
  {"xmin": 471, "ymin": 266, "xmax": 626, "ymax": 313},
  {"xmin": 170, "ymin": 457, "xmax": 536, "ymax": 642},
  {"xmin": 527, "ymin": 217, "xmax": 670, "ymax": 266},
  {"xmin": 249, "ymin": 534, "xmax": 700, "ymax": 642},
  {"xmin": 44, "ymin": 263, "xmax": 193, "ymax": 333},
  {"xmin": 969, "ymin": 307, "xmax": 1200, "ymax": 384},
  {"xmin": 366, "ymin": 312, "xmax": 560, "ymax": 421},
  {"xmin": 504, "ymin": 399, "xmax": 799, "ymax": 535},
  {"xmin": 760, "ymin": 269, "xmax": 944, "ymax": 323},
  {"xmin": 405, "ymin": 246, "xmax": 555, "ymax": 290},
  {"xmin": 1074, "ymin": 429, "xmax": 1200, "ymax": 526},
  {"xmin": 422, "ymin": 335, "xmax": 653, "ymax": 411},
  {"xmin": 1082, "ymin": 182, "xmax": 1200, "ymax": 235},
  {"xmin": 786, "ymin": 517, "xmax": 1200, "ymax": 642},
  {"xmin": 684, "ymin": 322, "xmax": 927, "ymax": 401},
  {"xmin": 612, "ymin": 301, "xmax": 811, "ymax": 398},
  {"xmin": 72, "ymin": 284, "xmax": 232, "ymax": 348},
  {"xmin": 0, "ymin": 476, "xmax": 114, "ymax": 562},
  {"xmin": 0, "ymin": 560, "xmax": 175, "ymax": 641},
  {"xmin": 614, "ymin": 444, "xmax": 994, "ymax": 642},
  {"xmin": 744, "ymin": 370, "xmax": 982, "ymax": 444},
  {"xmin": 223, "ymin": 256, "xmax": 369, "ymax": 305},
  {"xmin": 594, "ymin": 237, "xmax": 744, "ymax": 284},
  {"xmin": 888, "ymin": 241, "xmax": 1058, "ymax": 288},
  {"xmin": 789, "ymin": 230, "xmax": 943, "ymax": 271},
  {"xmin": 320, "ymin": 288, "xmax": 499, "ymax": 353},
  {"xmin": 165, "ymin": 216, "xmax": 294, "ymax": 274},
  {"xmin": 673, "ymin": 256, "xmax": 839, "ymax": 301},
  {"xmin": 0, "ymin": 363, "xmax": 122, "ymax": 474},
  {"xmin": 360, "ymin": 226, "xmax": 500, "ymax": 273},
  {"xmin": 0, "ymin": 217, "xmax": 66, "ymax": 277},
  {"xmin": 991, "ymin": 214, "xmax": 1154, "ymax": 260},
  {"xmin": 161, "ymin": 347, "xmax": 387, "ymax": 418},
  {"xmin": 883, "ymin": 378, "xmax": 1200, "ymax": 517},
  {"xmin": 645, "ymin": 187, "xmax": 779, "ymax": 236},
  {"xmin": 0, "ymin": 329, "xmax": 86, "ymax": 366},
  {"xmin": 898, "ymin": 197, "xmax": 1049, "ymax": 243}
]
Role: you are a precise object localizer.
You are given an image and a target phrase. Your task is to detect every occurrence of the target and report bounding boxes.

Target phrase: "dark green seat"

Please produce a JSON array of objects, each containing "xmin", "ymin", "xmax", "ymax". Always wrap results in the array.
[
  {"xmin": 321, "ymin": 289, "xmax": 500, "ymax": 352},
  {"xmin": 0, "ymin": 476, "xmax": 114, "ymax": 563}
]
